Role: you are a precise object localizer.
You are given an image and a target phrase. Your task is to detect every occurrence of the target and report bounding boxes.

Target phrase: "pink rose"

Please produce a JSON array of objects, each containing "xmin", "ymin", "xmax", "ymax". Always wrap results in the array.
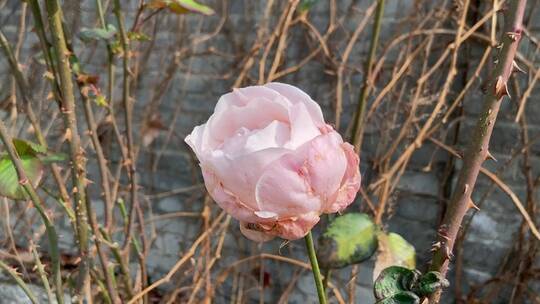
[{"xmin": 185, "ymin": 83, "xmax": 360, "ymax": 242}]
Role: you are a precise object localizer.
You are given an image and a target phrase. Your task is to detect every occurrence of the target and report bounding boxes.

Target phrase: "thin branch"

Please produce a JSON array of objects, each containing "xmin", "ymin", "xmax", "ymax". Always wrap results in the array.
[
  {"xmin": 113, "ymin": 0, "xmax": 140, "ymax": 254},
  {"xmin": 350, "ymin": 0, "xmax": 386, "ymax": 152},
  {"xmin": 45, "ymin": 0, "xmax": 90, "ymax": 297}
]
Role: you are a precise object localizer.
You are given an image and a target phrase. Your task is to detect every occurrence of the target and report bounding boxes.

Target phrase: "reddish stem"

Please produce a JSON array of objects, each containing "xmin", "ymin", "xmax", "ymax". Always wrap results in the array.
[{"xmin": 428, "ymin": 0, "xmax": 528, "ymax": 302}]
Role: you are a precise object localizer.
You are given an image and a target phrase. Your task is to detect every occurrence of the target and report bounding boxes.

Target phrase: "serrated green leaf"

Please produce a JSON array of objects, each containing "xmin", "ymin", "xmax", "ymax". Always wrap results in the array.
[
  {"xmin": 373, "ymin": 232, "xmax": 416, "ymax": 281},
  {"xmin": 79, "ymin": 24, "xmax": 117, "ymax": 42},
  {"xmin": 0, "ymin": 154, "xmax": 43, "ymax": 200},
  {"xmin": 12, "ymin": 138, "xmax": 47, "ymax": 156},
  {"xmin": 317, "ymin": 213, "xmax": 377, "ymax": 269},
  {"xmin": 374, "ymin": 266, "xmax": 416, "ymax": 300},
  {"xmin": 12, "ymin": 139, "xmax": 65, "ymax": 164},
  {"xmin": 147, "ymin": 0, "xmax": 214, "ymax": 15},
  {"xmin": 375, "ymin": 291, "xmax": 420, "ymax": 304},
  {"xmin": 413, "ymin": 271, "xmax": 449, "ymax": 296}
]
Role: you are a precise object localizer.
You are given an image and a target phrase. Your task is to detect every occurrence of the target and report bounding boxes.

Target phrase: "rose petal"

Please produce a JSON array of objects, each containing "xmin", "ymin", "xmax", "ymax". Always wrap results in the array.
[
  {"xmin": 255, "ymin": 132, "xmax": 348, "ymax": 217},
  {"xmin": 285, "ymin": 102, "xmax": 322, "ymax": 149},
  {"xmin": 265, "ymin": 82, "xmax": 325, "ymax": 127},
  {"xmin": 185, "ymin": 123, "xmax": 211, "ymax": 158},
  {"xmin": 239, "ymin": 222, "xmax": 276, "ymax": 242},
  {"xmin": 201, "ymin": 167, "xmax": 259, "ymax": 223},
  {"xmin": 254, "ymin": 210, "xmax": 279, "ymax": 219},
  {"xmin": 300, "ymin": 131, "xmax": 347, "ymax": 202},
  {"xmin": 255, "ymin": 152, "xmax": 323, "ymax": 218},
  {"xmin": 207, "ymin": 86, "xmax": 290, "ymax": 145},
  {"xmin": 259, "ymin": 212, "xmax": 320, "ymax": 240},
  {"xmin": 242, "ymin": 120, "xmax": 290, "ymax": 154},
  {"xmin": 206, "ymin": 147, "xmax": 289, "ymax": 211},
  {"xmin": 324, "ymin": 142, "xmax": 361, "ymax": 213}
]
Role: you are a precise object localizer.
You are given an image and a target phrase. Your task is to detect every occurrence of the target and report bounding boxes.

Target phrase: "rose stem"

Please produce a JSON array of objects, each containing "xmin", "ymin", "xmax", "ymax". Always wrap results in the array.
[
  {"xmin": 0, "ymin": 119, "xmax": 63, "ymax": 304},
  {"xmin": 427, "ymin": 0, "xmax": 528, "ymax": 302},
  {"xmin": 350, "ymin": 0, "xmax": 386, "ymax": 153},
  {"xmin": 304, "ymin": 231, "xmax": 327, "ymax": 304}
]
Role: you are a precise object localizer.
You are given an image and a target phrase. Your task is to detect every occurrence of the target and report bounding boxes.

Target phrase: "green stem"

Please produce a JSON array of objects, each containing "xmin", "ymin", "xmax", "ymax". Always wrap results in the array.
[
  {"xmin": 100, "ymin": 227, "xmax": 135, "ymax": 298},
  {"xmin": 26, "ymin": 0, "xmax": 72, "ymax": 205},
  {"xmin": 350, "ymin": 0, "xmax": 385, "ymax": 152},
  {"xmin": 0, "ymin": 20, "xmax": 71, "ymax": 206},
  {"xmin": 304, "ymin": 231, "xmax": 327, "ymax": 304},
  {"xmin": 322, "ymin": 267, "xmax": 330, "ymax": 291},
  {"xmin": 112, "ymin": 0, "xmax": 139, "ymax": 253},
  {"xmin": 31, "ymin": 243, "xmax": 55, "ymax": 304},
  {"xmin": 0, "ymin": 120, "xmax": 63, "ymax": 304},
  {"xmin": 45, "ymin": 0, "xmax": 90, "ymax": 297},
  {"xmin": 0, "ymin": 260, "xmax": 39, "ymax": 304}
]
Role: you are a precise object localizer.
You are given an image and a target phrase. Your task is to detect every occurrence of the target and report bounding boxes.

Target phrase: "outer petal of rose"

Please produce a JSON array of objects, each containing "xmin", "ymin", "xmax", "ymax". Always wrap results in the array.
[
  {"xmin": 255, "ymin": 132, "xmax": 346, "ymax": 217},
  {"xmin": 185, "ymin": 123, "xmax": 209, "ymax": 158},
  {"xmin": 299, "ymin": 131, "xmax": 347, "ymax": 203},
  {"xmin": 261, "ymin": 212, "xmax": 320, "ymax": 240},
  {"xmin": 324, "ymin": 142, "xmax": 361, "ymax": 213},
  {"xmin": 239, "ymin": 222, "xmax": 275, "ymax": 242},
  {"xmin": 264, "ymin": 82, "xmax": 325, "ymax": 127},
  {"xmin": 206, "ymin": 147, "xmax": 289, "ymax": 211},
  {"xmin": 201, "ymin": 167, "xmax": 260, "ymax": 223},
  {"xmin": 254, "ymin": 151, "xmax": 323, "ymax": 218}
]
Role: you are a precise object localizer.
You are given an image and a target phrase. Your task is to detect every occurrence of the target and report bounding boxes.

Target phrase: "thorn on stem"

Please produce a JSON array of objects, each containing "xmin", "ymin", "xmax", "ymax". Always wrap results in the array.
[
  {"xmin": 512, "ymin": 60, "xmax": 526, "ymax": 74},
  {"xmin": 506, "ymin": 31, "xmax": 521, "ymax": 42},
  {"xmin": 444, "ymin": 245, "xmax": 454, "ymax": 260},
  {"xmin": 494, "ymin": 76, "xmax": 510, "ymax": 99},
  {"xmin": 431, "ymin": 241, "xmax": 442, "ymax": 252},
  {"xmin": 486, "ymin": 150, "xmax": 497, "ymax": 162},
  {"xmin": 468, "ymin": 198, "xmax": 480, "ymax": 211}
]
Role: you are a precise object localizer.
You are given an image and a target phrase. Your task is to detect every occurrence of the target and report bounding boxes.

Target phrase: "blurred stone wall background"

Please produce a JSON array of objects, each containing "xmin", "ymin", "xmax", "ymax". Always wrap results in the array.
[{"xmin": 0, "ymin": 0, "xmax": 539, "ymax": 303}]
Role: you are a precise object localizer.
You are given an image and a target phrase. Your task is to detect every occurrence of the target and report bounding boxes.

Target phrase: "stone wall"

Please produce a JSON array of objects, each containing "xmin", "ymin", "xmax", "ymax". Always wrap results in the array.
[{"xmin": 0, "ymin": 0, "xmax": 539, "ymax": 303}]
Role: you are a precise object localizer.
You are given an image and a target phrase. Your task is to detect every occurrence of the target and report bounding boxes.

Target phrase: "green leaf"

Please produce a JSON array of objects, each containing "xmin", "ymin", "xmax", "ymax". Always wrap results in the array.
[
  {"xmin": 69, "ymin": 54, "xmax": 82, "ymax": 75},
  {"xmin": 373, "ymin": 232, "xmax": 416, "ymax": 281},
  {"xmin": 299, "ymin": 0, "xmax": 318, "ymax": 12},
  {"xmin": 12, "ymin": 138, "xmax": 66, "ymax": 164},
  {"xmin": 79, "ymin": 24, "xmax": 118, "ymax": 42},
  {"xmin": 147, "ymin": 0, "xmax": 214, "ymax": 15},
  {"xmin": 12, "ymin": 138, "xmax": 47, "ymax": 156},
  {"xmin": 413, "ymin": 271, "xmax": 449, "ymax": 296},
  {"xmin": 0, "ymin": 154, "xmax": 43, "ymax": 200},
  {"xmin": 375, "ymin": 291, "xmax": 420, "ymax": 304},
  {"xmin": 39, "ymin": 152, "xmax": 68, "ymax": 164},
  {"xmin": 127, "ymin": 31, "xmax": 151, "ymax": 42},
  {"xmin": 93, "ymin": 94, "xmax": 108, "ymax": 107},
  {"xmin": 387, "ymin": 232, "xmax": 416, "ymax": 268},
  {"xmin": 317, "ymin": 213, "xmax": 377, "ymax": 269},
  {"xmin": 374, "ymin": 266, "xmax": 417, "ymax": 300}
]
